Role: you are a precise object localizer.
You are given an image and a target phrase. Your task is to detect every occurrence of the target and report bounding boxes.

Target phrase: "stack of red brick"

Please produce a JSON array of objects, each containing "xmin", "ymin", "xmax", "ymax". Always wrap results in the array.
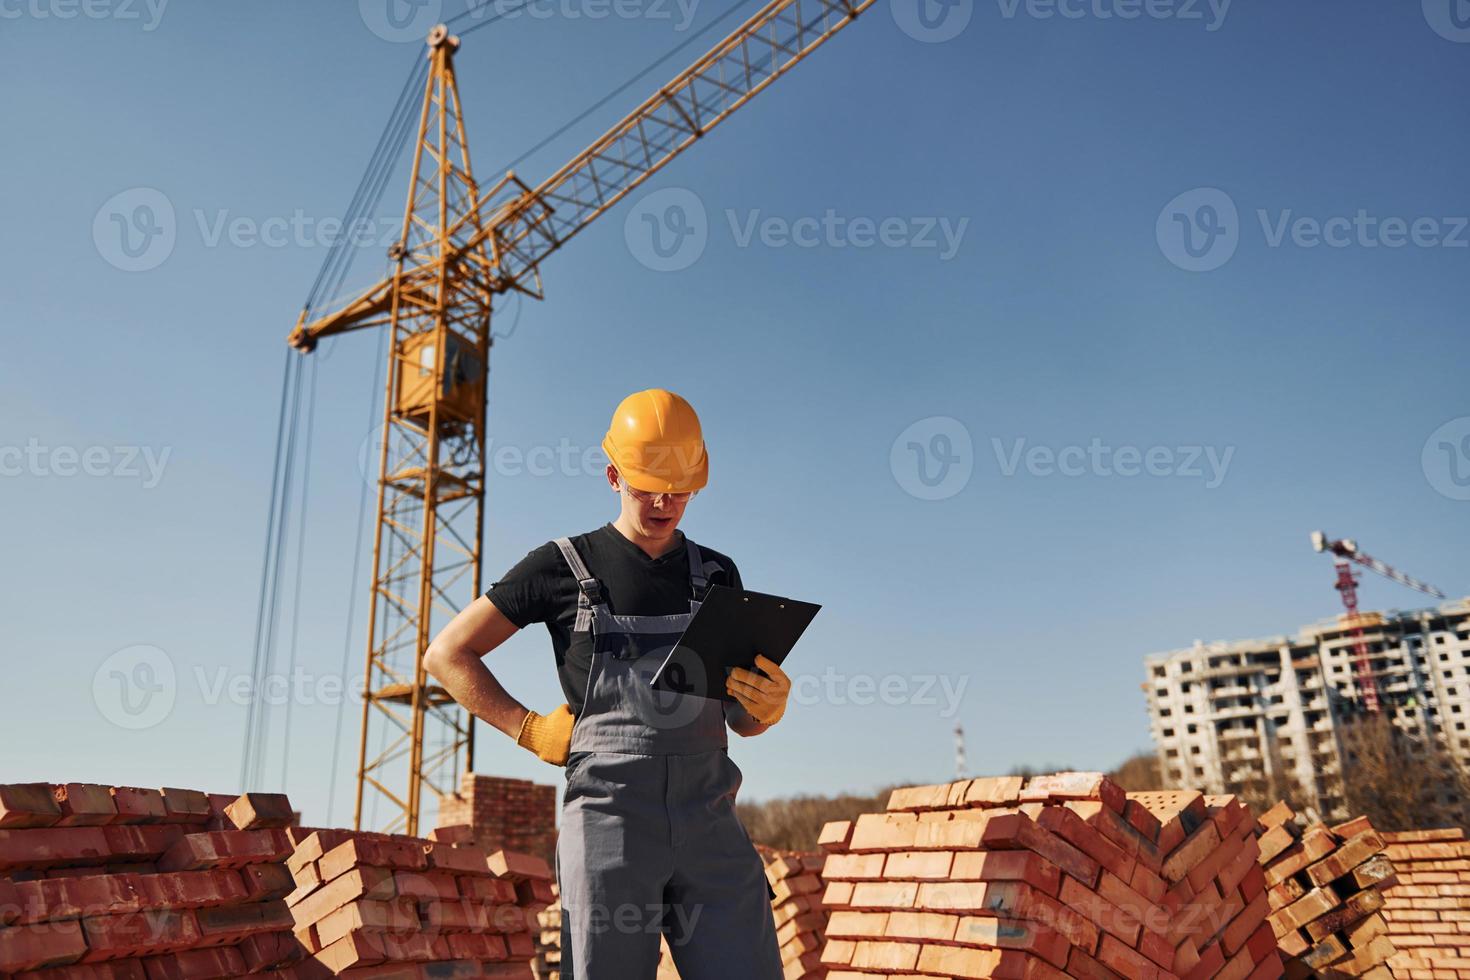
[
  {"xmin": 0, "ymin": 783, "xmax": 302, "ymax": 978},
  {"xmin": 814, "ymin": 772, "xmax": 1281, "ymax": 979},
  {"xmin": 530, "ymin": 882, "xmax": 560, "ymax": 980},
  {"xmin": 436, "ymin": 774, "xmax": 558, "ymax": 868},
  {"xmin": 757, "ymin": 845, "xmax": 830, "ymax": 980},
  {"xmin": 284, "ymin": 822, "xmax": 553, "ymax": 978},
  {"xmin": 1379, "ymin": 828, "xmax": 1470, "ymax": 978},
  {"xmin": 1253, "ymin": 802, "xmax": 1396, "ymax": 977}
]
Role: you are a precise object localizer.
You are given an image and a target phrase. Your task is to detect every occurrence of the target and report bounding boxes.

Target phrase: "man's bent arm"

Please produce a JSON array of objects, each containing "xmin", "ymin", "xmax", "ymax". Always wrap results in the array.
[{"xmin": 424, "ymin": 595, "xmax": 533, "ymax": 737}]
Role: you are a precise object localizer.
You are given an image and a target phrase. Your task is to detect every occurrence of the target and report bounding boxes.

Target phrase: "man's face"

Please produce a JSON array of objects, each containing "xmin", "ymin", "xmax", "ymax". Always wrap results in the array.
[{"xmin": 609, "ymin": 466, "xmax": 694, "ymax": 540}]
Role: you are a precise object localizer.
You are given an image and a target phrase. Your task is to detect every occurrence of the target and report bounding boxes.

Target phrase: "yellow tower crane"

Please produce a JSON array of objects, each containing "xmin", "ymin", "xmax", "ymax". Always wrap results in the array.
[{"xmin": 286, "ymin": 0, "xmax": 878, "ymax": 834}]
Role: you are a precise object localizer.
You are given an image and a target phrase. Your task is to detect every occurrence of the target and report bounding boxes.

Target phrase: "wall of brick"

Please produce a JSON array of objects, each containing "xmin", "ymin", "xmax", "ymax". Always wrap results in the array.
[{"xmin": 436, "ymin": 773, "xmax": 557, "ymax": 869}]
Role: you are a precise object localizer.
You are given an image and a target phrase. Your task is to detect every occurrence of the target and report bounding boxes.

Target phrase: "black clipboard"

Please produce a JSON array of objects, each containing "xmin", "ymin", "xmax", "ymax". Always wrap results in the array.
[{"xmin": 647, "ymin": 585, "xmax": 821, "ymax": 701}]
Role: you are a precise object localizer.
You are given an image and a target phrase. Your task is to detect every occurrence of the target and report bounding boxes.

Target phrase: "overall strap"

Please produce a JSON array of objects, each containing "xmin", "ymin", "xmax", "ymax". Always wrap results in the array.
[
  {"xmin": 685, "ymin": 538, "xmax": 710, "ymax": 601},
  {"xmin": 554, "ymin": 537, "xmax": 602, "ymax": 632}
]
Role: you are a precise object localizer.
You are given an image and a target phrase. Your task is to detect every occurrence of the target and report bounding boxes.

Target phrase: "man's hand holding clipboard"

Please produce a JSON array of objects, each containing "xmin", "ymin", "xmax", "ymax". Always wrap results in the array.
[
  {"xmin": 727, "ymin": 654, "xmax": 792, "ymax": 725},
  {"xmin": 647, "ymin": 586, "xmax": 821, "ymax": 724}
]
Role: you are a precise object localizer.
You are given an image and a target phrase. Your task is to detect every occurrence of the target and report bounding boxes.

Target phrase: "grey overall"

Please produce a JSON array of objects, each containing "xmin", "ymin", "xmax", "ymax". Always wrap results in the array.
[{"xmin": 551, "ymin": 535, "xmax": 783, "ymax": 980}]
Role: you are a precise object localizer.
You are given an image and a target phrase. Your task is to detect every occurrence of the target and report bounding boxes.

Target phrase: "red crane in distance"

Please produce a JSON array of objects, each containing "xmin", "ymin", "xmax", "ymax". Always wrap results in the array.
[{"xmin": 1310, "ymin": 530, "xmax": 1445, "ymax": 713}]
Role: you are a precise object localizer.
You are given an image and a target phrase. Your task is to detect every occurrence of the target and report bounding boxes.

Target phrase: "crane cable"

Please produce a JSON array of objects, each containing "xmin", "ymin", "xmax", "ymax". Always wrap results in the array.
[
  {"xmin": 326, "ymin": 316, "xmax": 389, "ymax": 827},
  {"xmin": 484, "ymin": 0, "xmax": 755, "ymax": 177},
  {"xmin": 305, "ymin": 56, "xmax": 430, "ymax": 317},
  {"xmin": 240, "ymin": 349, "xmax": 307, "ymax": 791}
]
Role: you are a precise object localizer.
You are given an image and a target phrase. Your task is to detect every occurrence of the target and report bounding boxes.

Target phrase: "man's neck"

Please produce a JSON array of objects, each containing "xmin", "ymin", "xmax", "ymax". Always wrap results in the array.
[{"xmin": 610, "ymin": 516, "xmax": 684, "ymax": 560}]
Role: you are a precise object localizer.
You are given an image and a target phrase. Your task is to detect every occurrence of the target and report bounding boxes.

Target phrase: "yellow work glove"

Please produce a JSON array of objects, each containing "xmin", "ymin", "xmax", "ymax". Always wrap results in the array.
[
  {"xmin": 726, "ymin": 654, "xmax": 791, "ymax": 727},
  {"xmin": 515, "ymin": 704, "xmax": 575, "ymax": 765}
]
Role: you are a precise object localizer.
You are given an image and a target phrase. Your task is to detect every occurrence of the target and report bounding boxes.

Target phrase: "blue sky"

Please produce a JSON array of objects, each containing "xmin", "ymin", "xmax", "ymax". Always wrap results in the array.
[{"xmin": 2, "ymin": 0, "xmax": 1468, "ymax": 828}]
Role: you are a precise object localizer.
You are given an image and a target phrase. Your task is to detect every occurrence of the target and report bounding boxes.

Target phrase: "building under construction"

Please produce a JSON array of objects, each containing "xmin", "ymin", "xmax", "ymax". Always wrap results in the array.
[{"xmin": 1144, "ymin": 597, "xmax": 1470, "ymax": 820}]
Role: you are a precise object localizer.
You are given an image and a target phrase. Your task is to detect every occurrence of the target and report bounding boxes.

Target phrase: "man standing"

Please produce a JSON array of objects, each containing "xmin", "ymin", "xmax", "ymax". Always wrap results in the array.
[{"xmin": 424, "ymin": 388, "xmax": 792, "ymax": 979}]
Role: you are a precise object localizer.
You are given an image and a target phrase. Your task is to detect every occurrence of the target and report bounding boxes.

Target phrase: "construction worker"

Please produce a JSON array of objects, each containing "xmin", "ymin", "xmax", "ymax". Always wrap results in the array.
[{"xmin": 424, "ymin": 388, "xmax": 792, "ymax": 979}]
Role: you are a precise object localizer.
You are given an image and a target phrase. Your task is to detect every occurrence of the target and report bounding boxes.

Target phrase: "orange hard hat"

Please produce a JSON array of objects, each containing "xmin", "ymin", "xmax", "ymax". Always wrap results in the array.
[{"xmin": 602, "ymin": 389, "xmax": 709, "ymax": 493}]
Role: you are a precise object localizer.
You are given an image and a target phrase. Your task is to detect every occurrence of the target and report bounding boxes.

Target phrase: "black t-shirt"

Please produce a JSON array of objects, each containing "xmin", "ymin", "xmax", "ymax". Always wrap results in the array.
[{"xmin": 485, "ymin": 522, "xmax": 743, "ymax": 714}]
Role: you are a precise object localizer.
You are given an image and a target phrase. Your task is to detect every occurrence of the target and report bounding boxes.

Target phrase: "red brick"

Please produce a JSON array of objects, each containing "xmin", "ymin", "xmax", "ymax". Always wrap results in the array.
[
  {"xmin": 1220, "ymin": 889, "xmax": 1269, "ymax": 954},
  {"xmin": 15, "ymin": 961, "xmax": 151, "ymax": 980},
  {"xmin": 223, "ymin": 793, "xmax": 295, "ymax": 831},
  {"xmin": 1066, "ymin": 801, "xmax": 1164, "ymax": 872},
  {"xmin": 0, "ymin": 918, "xmax": 87, "ymax": 972},
  {"xmin": 0, "ymin": 828, "xmax": 113, "ymax": 870},
  {"xmin": 962, "ymin": 776, "xmax": 1025, "ymax": 807},
  {"xmin": 236, "ymin": 932, "xmax": 301, "ymax": 972},
  {"xmin": 950, "ymin": 849, "xmax": 1062, "ymax": 895},
  {"xmin": 1237, "ymin": 862, "xmax": 1265, "ymax": 902},
  {"xmin": 313, "ymin": 930, "xmax": 386, "ymax": 972},
  {"xmin": 1037, "ymin": 807, "xmax": 1136, "ymax": 881},
  {"xmin": 1096, "ymin": 932, "xmax": 1157, "ymax": 980},
  {"xmin": 429, "ymin": 825, "xmax": 473, "ymax": 845},
  {"xmin": 107, "ymin": 788, "xmax": 166, "ymax": 825},
  {"xmin": 1245, "ymin": 950, "xmax": 1284, "ymax": 980},
  {"xmin": 957, "ymin": 915, "xmax": 1072, "ymax": 969},
  {"xmin": 134, "ymin": 869, "xmax": 250, "ymax": 910},
  {"xmin": 391, "ymin": 869, "xmax": 459, "ymax": 902},
  {"xmin": 0, "ymin": 877, "xmax": 20, "ymax": 924},
  {"xmin": 0, "ymin": 785, "xmax": 63, "ymax": 830},
  {"xmin": 818, "ymin": 821, "xmax": 853, "ymax": 852},
  {"xmin": 13, "ymin": 874, "xmax": 138, "ymax": 924},
  {"xmin": 319, "ymin": 838, "xmax": 429, "ymax": 882},
  {"xmin": 193, "ymin": 900, "xmax": 293, "ymax": 944},
  {"xmin": 238, "ymin": 863, "xmax": 294, "ymax": 902},
  {"xmin": 1303, "ymin": 829, "xmax": 1386, "ymax": 888},
  {"xmin": 424, "ymin": 842, "xmax": 493, "ymax": 876},
  {"xmin": 982, "ymin": 812, "xmax": 1101, "ymax": 887},
  {"xmin": 1185, "ymin": 832, "xmax": 1248, "ymax": 894},
  {"xmin": 887, "ymin": 783, "xmax": 955, "ymax": 812},
  {"xmin": 1161, "ymin": 820, "xmax": 1221, "ymax": 884},
  {"xmin": 155, "ymin": 829, "xmax": 290, "ymax": 872},
  {"xmin": 142, "ymin": 944, "xmax": 248, "ymax": 978},
  {"xmin": 157, "ymin": 789, "xmax": 211, "ymax": 826},
  {"xmin": 1059, "ymin": 874, "xmax": 1140, "ymax": 947},
  {"xmin": 1067, "ymin": 944, "xmax": 1124, "ymax": 980},
  {"xmin": 1255, "ymin": 801, "xmax": 1294, "ymax": 831},
  {"xmin": 49, "ymin": 786, "xmax": 117, "ymax": 828},
  {"xmin": 1021, "ymin": 773, "xmax": 1127, "ymax": 814},
  {"xmin": 447, "ymin": 931, "xmax": 509, "ymax": 960},
  {"xmin": 1122, "ymin": 800, "xmax": 1163, "ymax": 844},
  {"xmin": 972, "ymin": 880, "xmax": 1100, "ymax": 952},
  {"xmin": 80, "ymin": 909, "xmax": 201, "ymax": 960},
  {"xmin": 1244, "ymin": 920, "xmax": 1276, "ymax": 962},
  {"xmin": 290, "ymin": 867, "xmax": 397, "ymax": 925},
  {"xmin": 457, "ymin": 876, "xmax": 516, "ymax": 903},
  {"xmin": 486, "ymin": 850, "xmax": 551, "ymax": 881},
  {"xmin": 101, "ymin": 826, "xmax": 184, "ymax": 863}
]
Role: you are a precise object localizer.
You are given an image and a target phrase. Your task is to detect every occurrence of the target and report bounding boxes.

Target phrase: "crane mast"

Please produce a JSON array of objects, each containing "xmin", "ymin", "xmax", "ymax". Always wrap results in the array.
[{"xmin": 289, "ymin": 0, "xmax": 878, "ymax": 834}]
